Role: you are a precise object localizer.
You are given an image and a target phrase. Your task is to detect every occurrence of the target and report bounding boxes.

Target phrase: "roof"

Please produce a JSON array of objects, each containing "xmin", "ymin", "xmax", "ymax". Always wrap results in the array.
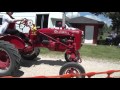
[
  {"xmin": 51, "ymin": 16, "xmax": 70, "ymax": 21},
  {"xmin": 68, "ymin": 16, "xmax": 104, "ymax": 25}
]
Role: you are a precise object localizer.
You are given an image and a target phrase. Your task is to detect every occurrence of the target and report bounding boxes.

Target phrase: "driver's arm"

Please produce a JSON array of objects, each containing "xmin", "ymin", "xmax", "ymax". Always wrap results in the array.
[{"xmin": 4, "ymin": 14, "xmax": 23, "ymax": 23}]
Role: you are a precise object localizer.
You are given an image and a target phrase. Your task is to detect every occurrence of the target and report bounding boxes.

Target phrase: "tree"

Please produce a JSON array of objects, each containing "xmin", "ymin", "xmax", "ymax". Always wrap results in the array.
[
  {"xmin": 101, "ymin": 24, "xmax": 112, "ymax": 33},
  {"xmin": 98, "ymin": 24, "xmax": 112, "ymax": 40},
  {"xmin": 90, "ymin": 12, "xmax": 120, "ymax": 34}
]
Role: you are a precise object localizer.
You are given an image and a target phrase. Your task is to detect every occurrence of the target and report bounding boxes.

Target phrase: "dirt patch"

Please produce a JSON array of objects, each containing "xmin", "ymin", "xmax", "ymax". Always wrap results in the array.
[{"xmin": 14, "ymin": 55, "xmax": 120, "ymax": 78}]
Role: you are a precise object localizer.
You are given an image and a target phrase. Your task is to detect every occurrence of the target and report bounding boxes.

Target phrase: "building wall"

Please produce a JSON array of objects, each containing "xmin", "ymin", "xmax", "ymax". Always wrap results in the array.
[
  {"xmin": 93, "ymin": 25, "xmax": 99, "ymax": 44},
  {"xmin": 81, "ymin": 24, "xmax": 99, "ymax": 44},
  {"xmin": 71, "ymin": 23, "xmax": 100, "ymax": 44},
  {"xmin": 0, "ymin": 12, "xmax": 64, "ymax": 33}
]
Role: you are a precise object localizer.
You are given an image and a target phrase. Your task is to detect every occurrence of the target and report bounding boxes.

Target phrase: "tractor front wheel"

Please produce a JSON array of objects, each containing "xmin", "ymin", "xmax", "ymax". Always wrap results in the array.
[
  {"xmin": 59, "ymin": 62, "xmax": 85, "ymax": 78},
  {"xmin": 65, "ymin": 51, "xmax": 80, "ymax": 62}
]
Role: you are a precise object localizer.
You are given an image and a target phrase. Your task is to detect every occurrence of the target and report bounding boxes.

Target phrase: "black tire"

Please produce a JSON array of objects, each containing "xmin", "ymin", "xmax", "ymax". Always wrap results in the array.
[
  {"xmin": 21, "ymin": 47, "xmax": 40, "ymax": 60},
  {"xmin": 0, "ymin": 41, "xmax": 21, "ymax": 76},
  {"xmin": 59, "ymin": 62, "xmax": 85, "ymax": 78},
  {"xmin": 65, "ymin": 51, "xmax": 79, "ymax": 62}
]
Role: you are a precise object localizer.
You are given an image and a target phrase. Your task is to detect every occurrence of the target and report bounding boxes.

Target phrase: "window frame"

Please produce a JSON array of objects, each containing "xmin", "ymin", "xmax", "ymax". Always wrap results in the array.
[{"xmin": 0, "ymin": 15, "xmax": 3, "ymax": 25}]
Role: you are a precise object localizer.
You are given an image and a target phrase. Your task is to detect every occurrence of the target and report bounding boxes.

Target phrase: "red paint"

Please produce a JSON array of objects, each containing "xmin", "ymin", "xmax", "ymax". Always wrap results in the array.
[
  {"xmin": 36, "ymin": 28, "xmax": 82, "ymax": 51},
  {"xmin": 0, "ymin": 35, "xmax": 25, "ymax": 49},
  {"xmin": 0, "ymin": 50, "xmax": 10, "ymax": 69},
  {"xmin": 0, "ymin": 19, "xmax": 83, "ymax": 62},
  {"xmin": 93, "ymin": 25, "xmax": 98, "ymax": 44},
  {"xmin": 23, "ymin": 46, "xmax": 34, "ymax": 54}
]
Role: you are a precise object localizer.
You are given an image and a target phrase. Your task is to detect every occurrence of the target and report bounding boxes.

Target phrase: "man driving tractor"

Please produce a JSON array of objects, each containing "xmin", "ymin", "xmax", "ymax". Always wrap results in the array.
[{"xmin": 0, "ymin": 12, "xmax": 32, "ymax": 45}]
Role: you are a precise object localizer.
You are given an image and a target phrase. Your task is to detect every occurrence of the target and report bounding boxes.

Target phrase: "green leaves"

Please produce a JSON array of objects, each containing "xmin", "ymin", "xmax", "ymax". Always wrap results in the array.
[{"xmin": 91, "ymin": 12, "xmax": 120, "ymax": 33}]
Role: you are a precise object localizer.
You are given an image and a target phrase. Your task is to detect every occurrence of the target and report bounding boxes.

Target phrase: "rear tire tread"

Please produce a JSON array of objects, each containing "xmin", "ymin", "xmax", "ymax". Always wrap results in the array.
[{"xmin": 0, "ymin": 40, "xmax": 21, "ymax": 76}]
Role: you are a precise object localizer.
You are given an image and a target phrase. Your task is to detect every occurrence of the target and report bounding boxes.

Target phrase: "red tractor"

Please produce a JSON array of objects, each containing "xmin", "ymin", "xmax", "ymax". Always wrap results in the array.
[{"xmin": 0, "ymin": 18, "xmax": 83, "ymax": 76}]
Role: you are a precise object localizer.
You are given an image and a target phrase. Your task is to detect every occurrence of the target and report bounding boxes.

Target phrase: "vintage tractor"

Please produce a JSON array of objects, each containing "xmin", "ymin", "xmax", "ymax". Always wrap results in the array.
[{"xmin": 0, "ymin": 18, "xmax": 83, "ymax": 76}]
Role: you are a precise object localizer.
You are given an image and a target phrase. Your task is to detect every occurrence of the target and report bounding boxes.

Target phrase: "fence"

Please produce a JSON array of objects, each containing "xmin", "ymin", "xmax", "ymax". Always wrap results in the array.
[{"xmin": 1, "ymin": 70, "xmax": 120, "ymax": 78}]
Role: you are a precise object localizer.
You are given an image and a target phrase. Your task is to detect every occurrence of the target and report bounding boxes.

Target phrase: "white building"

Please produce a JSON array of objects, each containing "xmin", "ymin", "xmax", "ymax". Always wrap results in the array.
[{"xmin": 0, "ymin": 12, "xmax": 73, "ymax": 33}]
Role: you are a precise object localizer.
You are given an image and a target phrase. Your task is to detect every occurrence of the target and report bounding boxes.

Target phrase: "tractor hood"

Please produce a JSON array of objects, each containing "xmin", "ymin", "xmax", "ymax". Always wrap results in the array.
[
  {"xmin": 37, "ymin": 28, "xmax": 82, "ymax": 36},
  {"xmin": 37, "ymin": 28, "xmax": 82, "ymax": 50}
]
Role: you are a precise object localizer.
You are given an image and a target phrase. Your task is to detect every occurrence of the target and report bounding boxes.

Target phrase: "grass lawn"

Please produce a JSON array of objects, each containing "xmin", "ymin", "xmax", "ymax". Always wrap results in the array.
[
  {"xmin": 40, "ymin": 45, "xmax": 120, "ymax": 61},
  {"xmin": 40, "ymin": 48, "xmax": 63, "ymax": 58},
  {"xmin": 80, "ymin": 45, "xmax": 120, "ymax": 61}
]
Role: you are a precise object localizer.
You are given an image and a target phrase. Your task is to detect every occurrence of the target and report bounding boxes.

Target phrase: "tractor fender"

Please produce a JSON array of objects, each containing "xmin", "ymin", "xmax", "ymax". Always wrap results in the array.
[{"xmin": 0, "ymin": 35, "xmax": 25, "ymax": 49}]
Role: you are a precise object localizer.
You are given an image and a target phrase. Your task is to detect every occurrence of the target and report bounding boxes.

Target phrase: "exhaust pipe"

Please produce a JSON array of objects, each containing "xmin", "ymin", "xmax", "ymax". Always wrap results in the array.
[{"xmin": 62, "ymin": 12, "xmax": 66, "ymax": 29}]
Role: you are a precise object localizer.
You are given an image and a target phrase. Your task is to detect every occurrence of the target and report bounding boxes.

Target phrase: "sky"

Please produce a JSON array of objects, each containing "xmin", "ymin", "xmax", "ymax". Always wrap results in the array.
[{"xmin": 66, "ymin": 12, "xmax": 112, "ymax": 26}]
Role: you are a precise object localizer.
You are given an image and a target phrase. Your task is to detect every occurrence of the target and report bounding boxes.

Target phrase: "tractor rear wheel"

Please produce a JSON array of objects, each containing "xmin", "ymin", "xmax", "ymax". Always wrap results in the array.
[
  {"xmin": 21, "ymin": 47, "xmax": 40, "ymax": 60},
  {"xmin": 0, "ymin": 41, "xmax": 21, "ymax": 76}
]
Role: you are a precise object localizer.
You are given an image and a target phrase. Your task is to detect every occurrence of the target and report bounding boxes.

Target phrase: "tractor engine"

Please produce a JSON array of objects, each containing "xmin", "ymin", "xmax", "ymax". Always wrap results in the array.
[
  {"xmin": 37, "ymin": 33, "xmax": 74, "ymax": 51},
  {"xmin": 36, "ymin": 28, "xmax": 82, "ymax": 52},
  {"xmin": 48, "ymin": 40, "xmax": 56, "ymax": 51},
  {"xmin": 47, "ymin": 37, "xmax": 74, "ymax": 51},
  {"xmin": 35, "ymin": 28, "xmax": 83, "ymax": 62}
]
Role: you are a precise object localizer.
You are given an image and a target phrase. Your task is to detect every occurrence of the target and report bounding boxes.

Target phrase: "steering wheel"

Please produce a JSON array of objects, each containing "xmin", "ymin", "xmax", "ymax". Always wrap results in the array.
[
  {"xmin": 19, "ymin": 18, "xmax": 27, "ymax": 30},
  {"xmin": 19, "ymin": 18, "xmax": 33, "ymax": 30}
]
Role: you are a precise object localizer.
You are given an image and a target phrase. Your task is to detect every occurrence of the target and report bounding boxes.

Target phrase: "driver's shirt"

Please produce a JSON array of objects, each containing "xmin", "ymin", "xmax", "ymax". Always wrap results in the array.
[{"xmin": 0, "ymin": 14, "xmax": 16, "ymax": 34}]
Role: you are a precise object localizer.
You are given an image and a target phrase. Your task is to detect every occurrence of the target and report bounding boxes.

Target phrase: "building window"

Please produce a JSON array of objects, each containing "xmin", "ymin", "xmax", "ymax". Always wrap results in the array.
[
  {"xmin": 36, "ymin": 14, "xmax": 49, "ymax": 29},
  {"xmin": 55, "ymin": 21, "xmax": 62, "ymax": 27},
  {"xmin": 0, "ymin": 18, "xmax": 2, "ymax": 25},
  {"xmin": 0, "ymin": 15, "xmax": 3, "ymax": 25}
]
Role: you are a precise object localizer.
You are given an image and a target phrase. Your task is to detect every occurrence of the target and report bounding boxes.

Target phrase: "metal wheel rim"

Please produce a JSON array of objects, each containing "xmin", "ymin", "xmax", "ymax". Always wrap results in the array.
[
  {"xmin": 63, "ymin": 67, "xmax": 82, "ymax": 78},
  {"xmin": 0, "ymin": 48, "xmax": 11, "ymax": 73}
]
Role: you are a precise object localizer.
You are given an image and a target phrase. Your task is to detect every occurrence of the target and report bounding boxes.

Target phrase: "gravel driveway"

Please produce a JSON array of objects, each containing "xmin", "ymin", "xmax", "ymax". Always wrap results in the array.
[{"xmin": 13, "ymin": 55, "xmax": 120, "ymax": 78}]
